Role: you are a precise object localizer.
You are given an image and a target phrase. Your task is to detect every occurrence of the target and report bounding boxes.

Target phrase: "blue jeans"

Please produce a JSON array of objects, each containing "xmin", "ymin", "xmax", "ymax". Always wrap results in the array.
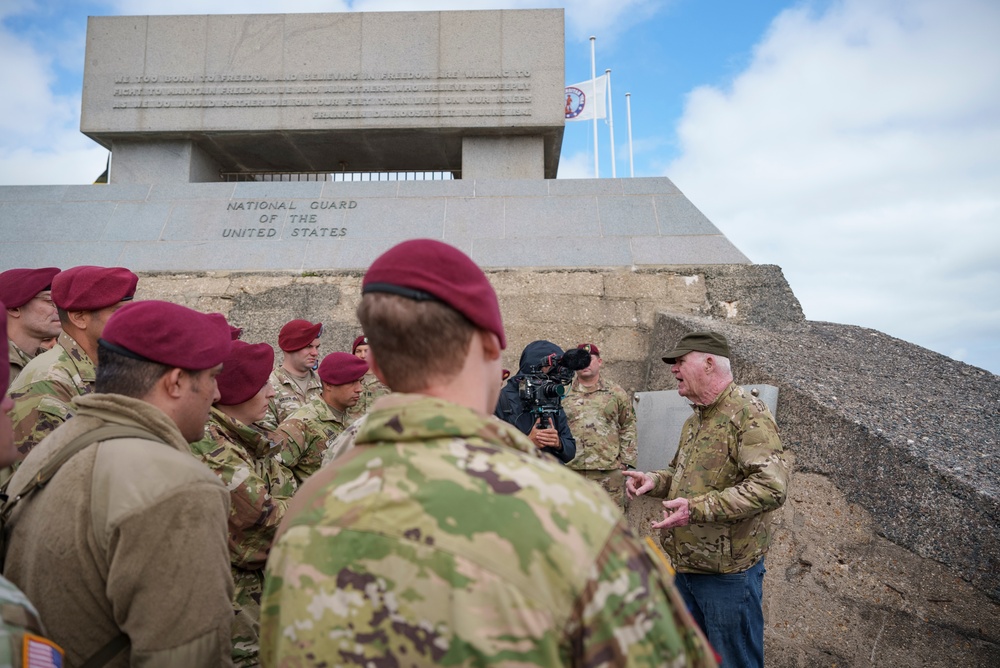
[{"xmin": 674, "ymin": 558, "xmax": 765, "ymax": 668}]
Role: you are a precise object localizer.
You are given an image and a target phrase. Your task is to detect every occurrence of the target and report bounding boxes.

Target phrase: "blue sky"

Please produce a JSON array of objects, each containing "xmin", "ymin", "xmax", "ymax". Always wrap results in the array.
[{"xmin": 2, "ymin": 0, "xmax": 998, "ymax": 374}]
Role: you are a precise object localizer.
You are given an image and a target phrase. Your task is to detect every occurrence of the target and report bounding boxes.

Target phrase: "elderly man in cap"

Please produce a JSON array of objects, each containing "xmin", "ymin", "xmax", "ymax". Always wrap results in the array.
[
  {"xmin": 260, "ymin": 239, "xmax": 715, "ymax": 667},
  {"xmin": 260, "ymin": 319, "xmax": 323, "ymax": 430},
  {"xmin": 0, "ymin": 267, "xmax": 61, "ymax": 390},
  {"xmin": 345, "ymin": 334, "xmax": 390, "ymax": 424},
  {"xmin": 2, "ymin": 300, "xmax": 236, "ymax": 667},
  {"xmin": 624, "ymin": 331, "xmax": 789, "ymax": 668},
  {"xmin": 7, "ymin": 265, "xmax": 138, "ymax": 462},
  {"xmin": 187, "ymin": 340, "xmax": 297, "ymax": 667},
  {"xmin": 0, "ymin": 301, "xmax": 66, "ymax": 663},
  {"xmin": 274, "ymin": 351, "xmax": 368, "ymax": 484},
  {"xmin": 563, "ymin": 342, "xmax": 637, "ymax": 510}
]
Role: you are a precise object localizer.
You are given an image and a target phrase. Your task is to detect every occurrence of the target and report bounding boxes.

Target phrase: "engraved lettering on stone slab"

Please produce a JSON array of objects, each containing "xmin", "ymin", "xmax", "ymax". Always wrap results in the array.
[
  {"xmin": 222, "ymin": 200, "xmax": 356, "ymax": 240},
  {"xmin": 110, "ymin": 71, "xmax": 534, "ymax": 118}
]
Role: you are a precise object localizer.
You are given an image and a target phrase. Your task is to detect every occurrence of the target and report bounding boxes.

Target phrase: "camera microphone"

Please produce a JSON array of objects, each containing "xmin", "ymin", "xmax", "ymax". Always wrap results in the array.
[{"xmin": 559, "ymin": 348, "xmax": 592, "ymax": 371}]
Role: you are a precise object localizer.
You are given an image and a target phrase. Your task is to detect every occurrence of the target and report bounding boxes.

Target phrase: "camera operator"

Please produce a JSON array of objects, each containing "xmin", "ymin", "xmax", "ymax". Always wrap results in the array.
[{"xmin": 494, "ymin": 340, "xmax": 580, "ymax": 463}]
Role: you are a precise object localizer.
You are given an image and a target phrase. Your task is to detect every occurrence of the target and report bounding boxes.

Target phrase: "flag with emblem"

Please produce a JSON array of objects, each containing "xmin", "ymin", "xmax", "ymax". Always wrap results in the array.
[{"xmin": 564, "ymin": 74, "xmax": 607, "ymax": 122}]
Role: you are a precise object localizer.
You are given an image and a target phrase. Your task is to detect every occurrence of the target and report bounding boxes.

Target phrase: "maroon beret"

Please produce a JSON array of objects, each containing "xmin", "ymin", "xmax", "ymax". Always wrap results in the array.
[
  {"xmin": 278, "ymin": 319, "xmax": 323, "ymax": 352},
  {"xmin": 51, "ymin": 265, "xmax": 138, "ymax": 311},
  {"xmin": 229, "ymin": 325, "xmax": 244, "ymax": 340},
  {"xmin": 0, "ymin": 267, "xmax": 60, "ymax": 309},
  {"xmin": 216, "ymin": 341, "xmax": 275, "ymax": 406},
  {"xmin": 352, "ymin": 335, "xmax": 368, "ymax": 354},
  {"xmin": 101, "ymin": 300, "xmax": 232, "ymax": 370},
  {"xmin": 578, "ymin": 343, "xmax": 600, "ymax": 357},
  {"xmin": 0, "ymin": 300, "xmax": 8, "ymax": 390},
  {"xmin": 318, "ymin": 352, "xmax": 369, "ymax": 386},
  {"xmin": 362, "ymin": 239, "xmax": 506, "ymax": 349}
]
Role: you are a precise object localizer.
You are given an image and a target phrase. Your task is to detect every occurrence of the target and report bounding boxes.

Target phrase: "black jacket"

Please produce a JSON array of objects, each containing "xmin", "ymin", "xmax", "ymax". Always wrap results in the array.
[{"xmin": 494, "ymin": 340, "xmax": 576, "ymax": 464}]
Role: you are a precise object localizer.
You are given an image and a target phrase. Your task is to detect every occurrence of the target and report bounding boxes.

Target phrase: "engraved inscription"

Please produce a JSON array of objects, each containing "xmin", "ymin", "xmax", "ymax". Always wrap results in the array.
[
  {"xmin": 222, "ymin": 200, "xmax": 356, "ymax": 240},
  {"xmin": 110, "ymin": 70, "xmax": 534, "ymax": 118}
]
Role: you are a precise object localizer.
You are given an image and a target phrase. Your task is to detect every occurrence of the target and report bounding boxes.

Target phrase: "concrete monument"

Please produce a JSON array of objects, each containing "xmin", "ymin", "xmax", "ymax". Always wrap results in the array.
[{"xmin": 82, "ymin": 11, "xmax": 565, "ymax": 182}]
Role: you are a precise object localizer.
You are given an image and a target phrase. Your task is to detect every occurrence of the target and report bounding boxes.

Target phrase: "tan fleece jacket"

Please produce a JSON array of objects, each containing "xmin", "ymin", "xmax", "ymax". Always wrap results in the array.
[{"xmin": 2, "ymin": 393, "xmax": 235, "ymax": 667}]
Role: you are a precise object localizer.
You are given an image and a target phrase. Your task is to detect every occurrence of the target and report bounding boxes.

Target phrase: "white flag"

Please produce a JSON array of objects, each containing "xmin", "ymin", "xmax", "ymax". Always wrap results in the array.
[{"xmin": 564, "ymin": 74, "xmax": 607, "ymax": 122}]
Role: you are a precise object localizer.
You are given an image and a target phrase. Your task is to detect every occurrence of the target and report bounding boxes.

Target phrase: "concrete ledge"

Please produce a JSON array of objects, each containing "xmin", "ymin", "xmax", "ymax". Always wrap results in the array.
[{"xmin": 0, "ymin": 177, "xmax": 750, "ymax": 271}]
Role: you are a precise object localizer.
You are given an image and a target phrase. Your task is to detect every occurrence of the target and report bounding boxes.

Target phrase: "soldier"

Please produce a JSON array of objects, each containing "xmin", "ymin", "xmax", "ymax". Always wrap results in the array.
[
  {"xmin": 260, "ymin": 319, "xmax": 322, "ymax": 429},
  {"xmin": 0, "ymin": 267, "xmax": 61, "ymax": 390},
  {"xmin": 0, "ymin": 300, "xmax": 66, "ymax": 665},
  {"xmin": 260, "ymin": 239, "xmax": 715, "ymax": 667},
  {"xmin": 3, "ymin": 300, "xmax": 236, "ymax": 666},
  {"xmin": 624, "ymin": 332, "xmax": 789, "ymax": 668},
  {"xmin": 562, "ymin": 342, "xmax": 637, "ymax": 509},
  {"xmin": 345, "ymin": 334, "xmax": 389, "ymax": 424},
  {"xmin": 273, "ymin": 351, "xmax": 368, "ymax": 484},
  {"xmin": 7, "ymin": 265, "xmax": 138, "ymax": 462},
  {"xmin": 188, "ymin": 340, "xmax": 297, "ymax": 667}
]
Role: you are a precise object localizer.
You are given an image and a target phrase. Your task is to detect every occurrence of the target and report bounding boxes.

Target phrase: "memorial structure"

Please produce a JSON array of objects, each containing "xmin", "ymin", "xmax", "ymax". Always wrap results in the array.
[
  {"xmin": 0, "ymin": 9, "xmax": 748, "ymax": 272},
  {"xmin": 0, "ymin": 9, "xmax": 997, "ymax": 666}
]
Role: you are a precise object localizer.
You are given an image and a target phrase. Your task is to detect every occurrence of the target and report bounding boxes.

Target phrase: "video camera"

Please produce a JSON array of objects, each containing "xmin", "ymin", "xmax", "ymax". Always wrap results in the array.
[{"xmin": 518, "ymin": 348, "xmax": 591, "ymax": 429}]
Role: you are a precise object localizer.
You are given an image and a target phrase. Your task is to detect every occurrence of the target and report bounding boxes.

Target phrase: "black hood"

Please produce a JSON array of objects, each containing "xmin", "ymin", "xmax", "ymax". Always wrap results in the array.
[{"xmin": 516, "ymin": 340, "xmax": 564, "ymax": 377}]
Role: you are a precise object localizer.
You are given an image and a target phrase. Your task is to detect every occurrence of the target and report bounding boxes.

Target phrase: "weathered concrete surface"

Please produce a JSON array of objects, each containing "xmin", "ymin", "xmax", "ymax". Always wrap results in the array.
[
  {"xmin": 134, "ymin": 263, "xmax": 798, "ymax": 385},
  {"xmin": 629, "ymin": 471, "xmax": 1000, "ymax": 667}
]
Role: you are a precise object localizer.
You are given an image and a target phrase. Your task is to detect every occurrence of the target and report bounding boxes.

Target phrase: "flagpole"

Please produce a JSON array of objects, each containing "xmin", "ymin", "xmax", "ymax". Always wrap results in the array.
[
  {"xmin": 590, "ymin": 36, "xmax": 599, "ymax": 178},
  {"xmin": 626, "ymin": 92, "xmax": 634, "ymax": 177},
  {"xmin": 606, "ymin": 69, "xmax": 616, "ymax": 178}
]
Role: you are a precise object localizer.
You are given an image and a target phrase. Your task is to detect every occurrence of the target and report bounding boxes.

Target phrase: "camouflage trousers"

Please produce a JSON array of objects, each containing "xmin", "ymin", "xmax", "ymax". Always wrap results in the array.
[
  {"xmin": 232, "ymin": 568, "xmax": 263, "ymax": 667},
  {"xmin": 575, "ymin": 469, "xmax": 626, "ymax": 512}
]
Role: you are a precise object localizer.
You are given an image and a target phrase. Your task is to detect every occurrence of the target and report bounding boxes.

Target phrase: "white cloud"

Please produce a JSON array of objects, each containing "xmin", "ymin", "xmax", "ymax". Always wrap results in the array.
[{"xmin": 667, "ymin": 0, "xmax": 1000, "ymax": 373}]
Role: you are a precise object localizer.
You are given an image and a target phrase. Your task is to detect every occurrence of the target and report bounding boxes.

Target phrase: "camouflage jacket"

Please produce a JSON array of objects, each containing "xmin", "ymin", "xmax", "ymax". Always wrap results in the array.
[
  {"xmin": 0, "ymin": 575, "xmax": 64, "ymax": 667},
  {"xmin": 273, "ymin": 397, "xmax": 349, "ymax": 485},
  {"xmin": 189, "ymin": 407, "xmax": 298, "ymax": 572},
  {"xmin": 260, "ymin": 368, "xmax": 322, "ymax": 431},
  {"xmin": 563, "ymin": 376, "xmax": 637, "ymax": 471},
  {"xmin": 647, "ymin": 383, "xmax": 789, "ymax": 575},
  {"xmin": 318, "ymin": 413, "xmax": 366, "ymax": 468},
  {"xmin": 8, "ymin": 333, "xmax": 95, "ymax": 458},
  {"xmin": 345, "ymin": 372, "xmax": 390, "ymax": 424},
  {"xmin": 7, "ymin": 339, "xmax": 32, "ymax": 392},
  {"xmin": 189, "ymin": 408, "xmax": 298, "ymax": 667},
  {"xmin": 260, "ymin": 393, "xmax": 715, "ymax": 667}
]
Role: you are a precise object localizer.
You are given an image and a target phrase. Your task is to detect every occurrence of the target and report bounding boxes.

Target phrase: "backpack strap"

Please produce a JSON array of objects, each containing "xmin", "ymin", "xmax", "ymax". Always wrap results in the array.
[{"xmin": 0, "ymin": 425, "xmax": 165, "ymax": 529}]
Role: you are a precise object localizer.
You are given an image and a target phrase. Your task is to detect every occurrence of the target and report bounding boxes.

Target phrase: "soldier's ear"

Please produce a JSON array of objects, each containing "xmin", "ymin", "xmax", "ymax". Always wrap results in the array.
[
  {"xmin": 479, "ymin": 329, "xmax": 502, "ymax": 362},
  {"xmin": 160, "ymin": 367, "xmax": 186, "ymax": 399}
]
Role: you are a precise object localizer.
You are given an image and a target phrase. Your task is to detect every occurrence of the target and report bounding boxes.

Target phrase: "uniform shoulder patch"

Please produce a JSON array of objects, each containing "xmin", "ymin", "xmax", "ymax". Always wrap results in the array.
[{"xmin": 22, "ymin": 633, "xmax": 64, "ymax": 667}]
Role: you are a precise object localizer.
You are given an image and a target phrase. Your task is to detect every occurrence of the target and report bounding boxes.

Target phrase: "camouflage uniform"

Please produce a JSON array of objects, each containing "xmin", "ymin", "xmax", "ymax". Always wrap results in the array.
[
  {"xmin": 260, "ymin": 393, "xmax": 716, "ymax": 667},
  {"xmin": 272, "ymin": 397, "xmax": 349, "ymax": 485},
  {"xmin": 7, "ymin": 339, "xmax": 33, "ymax": 391},
  {"xmin": 7, "ymin": 332, "xmax": 95, "ymax": 458},
  {"xmin": 646, "ymin": 383, "xmax": 789, "ymax": 574},
  {"xmin": 189, "ymin": 407, "xmax": 298, "ymax": 668},
  {"xmin": 345, "ymin": 372, "xmax": 390, "ymax": 424},
  {"xmin": 259, "ymin": 368, "xmax": 321, "ymax": 431},
  {"xmin": 563, "ymin": 376, "xmax": 637, "ymax": 509},
  {"xmin": 0, "ymin": 575, "xmax": 64, "ymax": 667},
  {"xmin": 318, "ymin": 414, "xmax": 364, "ymax": 468}
]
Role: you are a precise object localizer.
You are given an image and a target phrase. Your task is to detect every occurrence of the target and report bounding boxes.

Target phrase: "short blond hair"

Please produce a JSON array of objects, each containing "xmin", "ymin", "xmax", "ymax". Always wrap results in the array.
[{"xmin": 357, "ymin": 292, "xmax": 474, "ymax": 392}]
